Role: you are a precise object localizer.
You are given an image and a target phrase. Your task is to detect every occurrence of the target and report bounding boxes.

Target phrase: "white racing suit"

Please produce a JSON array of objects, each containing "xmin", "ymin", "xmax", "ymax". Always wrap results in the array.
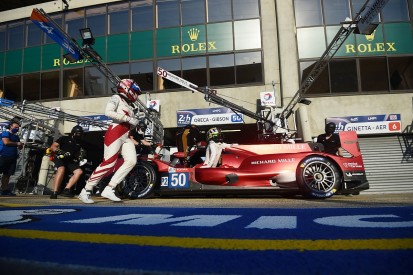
[
  {"xmin": 201, "ymin": 140, "xmax": 231, "ymax": 168},
  {"xmin": 84, "ymin": 95, "xmax": 137, "ymax": 190}
]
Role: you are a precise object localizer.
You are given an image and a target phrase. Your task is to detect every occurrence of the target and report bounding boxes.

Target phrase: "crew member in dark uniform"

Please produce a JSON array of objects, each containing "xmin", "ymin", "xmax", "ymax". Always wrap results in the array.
[
  {"xmin": 129, "ymin": 120, "xmax": 152, "ymax": 156},
  {"xmin": 317, "ymin": 122, "xmax": 343, "ymax": 156},
  {"xmin": 50, "ymin": 125, "xmax": 86, "ymax": 199}
]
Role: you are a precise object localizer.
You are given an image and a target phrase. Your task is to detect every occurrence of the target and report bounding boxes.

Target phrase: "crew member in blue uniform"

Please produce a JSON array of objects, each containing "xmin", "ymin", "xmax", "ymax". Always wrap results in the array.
[{"xmin": 0, "ymin": 120, "xmax": 23, "ymax": 196}]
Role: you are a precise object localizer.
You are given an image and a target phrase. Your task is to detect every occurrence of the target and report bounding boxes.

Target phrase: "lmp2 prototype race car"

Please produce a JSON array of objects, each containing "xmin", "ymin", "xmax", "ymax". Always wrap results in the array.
[{"xmin": 117, "ymin": 130, "xmax": 369, "ymax": 199}]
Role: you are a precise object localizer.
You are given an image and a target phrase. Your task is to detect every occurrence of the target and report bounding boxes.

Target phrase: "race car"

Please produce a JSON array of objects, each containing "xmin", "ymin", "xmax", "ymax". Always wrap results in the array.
[{"xmin": 117, "ymin": 130, "xmax": 368, "ymax": 199}]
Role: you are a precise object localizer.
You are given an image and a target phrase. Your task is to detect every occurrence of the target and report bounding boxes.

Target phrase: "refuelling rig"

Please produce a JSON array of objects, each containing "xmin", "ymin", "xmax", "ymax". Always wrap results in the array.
[{"xmin": 0, "ymin": 98, "xmax": 110, "ymax": 194}]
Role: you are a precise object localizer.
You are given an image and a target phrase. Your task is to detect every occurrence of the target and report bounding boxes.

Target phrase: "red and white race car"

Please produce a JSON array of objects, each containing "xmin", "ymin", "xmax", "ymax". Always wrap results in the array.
[{"xmin": 117, "ymin": 130, "xmax": 368, "ymax": 199}]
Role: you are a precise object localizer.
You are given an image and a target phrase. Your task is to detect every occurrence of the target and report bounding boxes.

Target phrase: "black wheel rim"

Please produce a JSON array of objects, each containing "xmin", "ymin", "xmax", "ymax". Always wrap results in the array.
[{"xmin": 123, "ymin": 165, "xmax": 153, "ymax": 195}]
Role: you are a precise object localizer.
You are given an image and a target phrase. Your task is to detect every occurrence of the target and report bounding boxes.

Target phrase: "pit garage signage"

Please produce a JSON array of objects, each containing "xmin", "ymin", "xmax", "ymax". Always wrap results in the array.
[
  {"xmin": 147, "ymin": 100, "xmax": 160, "ymax": 112},
  {"xmin": 177, "ymin": 107, "xmax": 243, "ymax": 126},
  {"xmin": 79, "ymin": 115, "xmax": 110, "ymax": 132},
  {"xmin": 260, "ymin": 91, "xmax": 276, "ymax": 107},
  {"xmin": 327, "ymin": 114, "xmax": 401, "ymax": 135}
]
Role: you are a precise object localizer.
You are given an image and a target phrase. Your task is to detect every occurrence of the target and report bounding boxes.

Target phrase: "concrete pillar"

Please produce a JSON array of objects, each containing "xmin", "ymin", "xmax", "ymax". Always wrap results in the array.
[{"xmin": 297, "ymin": 105, "xmax": 312, "ymax": 142}]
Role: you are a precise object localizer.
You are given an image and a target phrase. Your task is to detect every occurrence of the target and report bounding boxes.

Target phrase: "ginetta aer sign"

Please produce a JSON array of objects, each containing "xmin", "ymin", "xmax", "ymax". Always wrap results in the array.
[{"xmin": 327, "ymin": 114, "xmax": 401, "ymax": 135}]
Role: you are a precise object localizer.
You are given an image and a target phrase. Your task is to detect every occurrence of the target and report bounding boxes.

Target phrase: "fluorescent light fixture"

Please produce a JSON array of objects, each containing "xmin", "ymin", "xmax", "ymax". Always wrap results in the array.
[
  {"xmin": 80, "ymin": 28, "xmax": 95, "ymax": 46},
  {"xmin": 63, "ymin": 52, "xmax": 78, "ymax": 63},
  {"xmin": 299, "ymin": 98, "xmax": 312, "ymax": 105}
]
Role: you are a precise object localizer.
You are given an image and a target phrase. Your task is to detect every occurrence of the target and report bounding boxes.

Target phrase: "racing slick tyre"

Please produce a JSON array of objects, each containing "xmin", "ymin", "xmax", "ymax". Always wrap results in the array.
[
  {"xmin": 296, "ymin": 156, "xmax": 341, "ymax": 199},
  {"xmin": 119, "ymin": 161, "xmax": 158, "ymax": 199}
]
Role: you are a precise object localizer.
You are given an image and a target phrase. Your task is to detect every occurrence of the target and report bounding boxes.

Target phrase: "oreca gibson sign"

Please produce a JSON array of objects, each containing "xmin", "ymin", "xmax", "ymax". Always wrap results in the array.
[{"xmin": 177, "ymin": 107, "xmax": 243, "ymax": 126}]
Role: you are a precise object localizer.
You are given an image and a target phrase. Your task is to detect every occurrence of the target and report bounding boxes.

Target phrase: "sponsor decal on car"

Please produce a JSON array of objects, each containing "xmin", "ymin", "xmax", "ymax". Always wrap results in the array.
[
  {"xmin": 251, "ymin": 160, "xmax": 276, "ymax": 165},
  {"xmin": 311, "ymin": 190, "xmax": 335, "ymax": 198},
  {"xmin": 343, "ymin": 162, "xmax": 363, "ymax": 168},
  {"xmin": 251, "ymin": 158, "xmax": 295, "ymax": 165}
]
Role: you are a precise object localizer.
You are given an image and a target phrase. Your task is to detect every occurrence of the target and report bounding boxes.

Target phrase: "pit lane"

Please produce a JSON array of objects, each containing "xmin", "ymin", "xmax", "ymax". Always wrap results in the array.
[{"xmin": 1, "ymin": 193, "xmax": 413, "ymax": 274}]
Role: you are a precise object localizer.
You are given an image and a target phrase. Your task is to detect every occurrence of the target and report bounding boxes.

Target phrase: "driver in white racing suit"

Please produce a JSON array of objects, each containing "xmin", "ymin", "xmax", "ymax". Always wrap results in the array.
[
  {"xmin": 78, "ymin": 79, "xmax": 141, "ymax": 203},
  {"xmin": 201, "ymin": 127, "xmax": 231, "ymax": 168}
]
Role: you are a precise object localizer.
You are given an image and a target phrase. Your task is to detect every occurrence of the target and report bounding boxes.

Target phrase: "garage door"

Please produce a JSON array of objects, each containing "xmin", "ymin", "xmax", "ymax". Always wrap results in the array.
[{"xmin": 359, "ymin": 135, "xmax": 413, "ymax": 193}]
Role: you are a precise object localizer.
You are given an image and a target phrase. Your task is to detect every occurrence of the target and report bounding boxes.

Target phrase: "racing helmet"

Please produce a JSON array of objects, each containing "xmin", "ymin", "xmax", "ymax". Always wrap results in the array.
[
  {"xmin": 71, "ymin": 125, "xmax": 84, "ymax": 139},
  {"xmin": 206, "ymin": 127, "xmax": 223, "ymax": 142},
  {"xmin": 325, "ymin": 122, "xmax": 336, "ymax": 135},
  {"xmin": 117, "ymin": 79, "xmax": 142, "ymax": 103}
]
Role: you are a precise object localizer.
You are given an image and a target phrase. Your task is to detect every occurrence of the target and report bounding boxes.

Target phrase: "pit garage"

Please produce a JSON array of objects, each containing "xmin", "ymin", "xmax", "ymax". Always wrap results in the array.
[{"xmin": 359, "ymin": 134, "xmax": 413, "ymax": 193}]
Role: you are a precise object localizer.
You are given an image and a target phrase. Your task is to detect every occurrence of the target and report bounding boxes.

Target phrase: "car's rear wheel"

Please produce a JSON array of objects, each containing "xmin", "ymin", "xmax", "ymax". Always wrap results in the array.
[
  {"xmin": 119, "ymin": 161, "xmax": 158, "ymax": 199},
  {"xmin": 296, "ymin": 156, "xmax": 341, "ymax": 199}
]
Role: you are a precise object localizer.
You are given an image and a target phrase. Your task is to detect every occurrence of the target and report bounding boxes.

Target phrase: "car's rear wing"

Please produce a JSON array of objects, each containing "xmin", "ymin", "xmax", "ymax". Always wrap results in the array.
[{"xmin": 339, "ymin": 131, "xmax": 362, "ymax": 157}]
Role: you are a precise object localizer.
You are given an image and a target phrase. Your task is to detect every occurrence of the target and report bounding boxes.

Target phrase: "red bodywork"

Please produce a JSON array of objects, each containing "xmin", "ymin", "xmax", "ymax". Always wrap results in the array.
[{"xmin": 137, "ymin": 131, "xmax": 369, "ymax": 198}]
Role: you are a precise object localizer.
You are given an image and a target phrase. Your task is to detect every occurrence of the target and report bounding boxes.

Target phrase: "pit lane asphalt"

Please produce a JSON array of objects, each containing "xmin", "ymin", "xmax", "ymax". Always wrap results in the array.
[
  {"xmin": 1, "ymin": 192, "xmax": 413, "ymax": 275},
  {"xmin": 1, "ymin": 192, "xmax": 413, "ymax": 208}
]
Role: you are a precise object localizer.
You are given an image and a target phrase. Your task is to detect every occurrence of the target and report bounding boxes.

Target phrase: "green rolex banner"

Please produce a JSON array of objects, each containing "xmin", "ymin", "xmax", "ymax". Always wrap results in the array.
[{"xmin": 332, "ymin": 22, "xmax": 412, "ymax": 57}]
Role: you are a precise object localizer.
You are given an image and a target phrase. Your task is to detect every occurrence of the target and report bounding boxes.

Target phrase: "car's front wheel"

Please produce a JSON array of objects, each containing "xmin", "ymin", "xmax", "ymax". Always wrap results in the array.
[
  {"xmin": 119, "ymin": 161, "xmax": 158, "ymax": 199},
  {"xmin": 296, "ymin": 156, "xmax": 341, "ymax": 199}
]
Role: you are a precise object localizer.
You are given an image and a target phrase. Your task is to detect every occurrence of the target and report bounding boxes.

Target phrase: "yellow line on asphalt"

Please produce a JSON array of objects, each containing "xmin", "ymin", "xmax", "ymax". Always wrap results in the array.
[
  {"xmin": 0, "ymin": 203, "xmax": 43, "ymax": 207},
  {"xmin": 1, "ymin": 228, "xmax": 412, "ymax": 251}
]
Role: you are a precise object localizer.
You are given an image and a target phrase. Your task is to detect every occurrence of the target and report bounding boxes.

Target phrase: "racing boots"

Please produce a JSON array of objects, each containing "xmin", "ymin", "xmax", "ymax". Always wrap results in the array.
[
  {"xmin": 78, "ymin": 188, "xmax": 94, "ymax": 204},
  {"xmin": 101, "ymin": 186, "xmax": 121, "ymax": 202}
]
